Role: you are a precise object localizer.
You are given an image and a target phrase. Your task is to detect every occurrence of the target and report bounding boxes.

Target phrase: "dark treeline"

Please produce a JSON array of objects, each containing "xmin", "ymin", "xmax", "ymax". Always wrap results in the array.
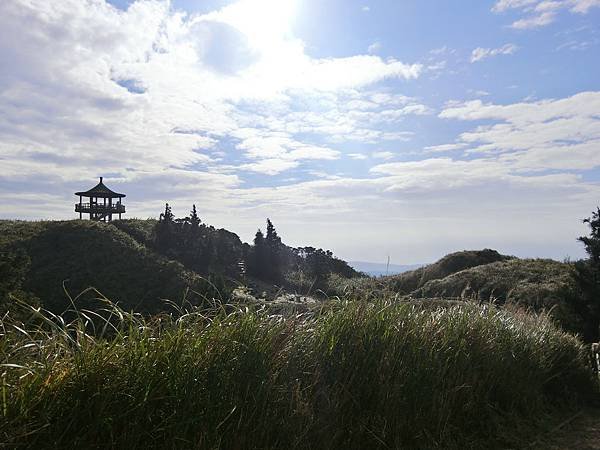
[
  {"xmin": 154, "ymin": 204, "xmax": 243, "ymax": 278},
  {"xmin": 574, "ymin": 207, "xmax": 600, "ymax": 341},
  {"xmin": 148, "ymin": 204, "xmax": 359, "ymax": 292}
]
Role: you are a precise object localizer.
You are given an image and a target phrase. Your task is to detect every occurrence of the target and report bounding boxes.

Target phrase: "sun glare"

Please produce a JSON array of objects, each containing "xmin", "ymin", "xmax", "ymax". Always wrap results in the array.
[{"xmin": 226, "ymin": 0, "xmax": 299, "ymax": 49}]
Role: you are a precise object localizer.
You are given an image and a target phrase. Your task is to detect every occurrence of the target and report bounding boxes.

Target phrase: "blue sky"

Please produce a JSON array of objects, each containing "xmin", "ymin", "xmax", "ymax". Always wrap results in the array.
[{"xmin": 1, "ymin": 0, "xmax": 599, "ymax": 263}]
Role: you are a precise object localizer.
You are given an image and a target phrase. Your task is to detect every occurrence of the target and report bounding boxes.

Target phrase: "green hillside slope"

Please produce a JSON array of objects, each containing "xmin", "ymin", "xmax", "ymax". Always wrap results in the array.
[
  {"xmin": 413, "ymin": 258, "xmax": 592, "ymax": 338},
  {"xmin": 0, "ymin": 220, "xmax": 214, "ymax": 313},
  {"xmin": 384, "ymin": 249, "xmax": 512, "ymax": 294},
  {"xmin": 329, "ymin": 249, "xmax": 511, "ymax": 298}
]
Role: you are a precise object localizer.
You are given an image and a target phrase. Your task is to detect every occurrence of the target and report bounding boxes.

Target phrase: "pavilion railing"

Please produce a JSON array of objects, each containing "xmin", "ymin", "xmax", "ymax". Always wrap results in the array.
[{"xmin": 75, "ymin": 203, "xmax": 126, "ymax": 213}]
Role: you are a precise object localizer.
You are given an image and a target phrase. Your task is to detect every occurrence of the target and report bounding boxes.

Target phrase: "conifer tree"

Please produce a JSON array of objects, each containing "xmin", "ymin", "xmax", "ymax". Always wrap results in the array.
[
  {"xmin": 248, "ymin": 229, "xmax": 268, "ymax": 279},
  {"xmin": 156, "ymin": 203, "xmax": 175, "ymax": 252},
  {"xmin": 579, "ymin": 207, "xmax": 600, "ymax": 264},
  {"xmin": 159, "ymin": 203, "xmax": 175, "ymax": 223},
  {"xmin": 266, "ymin": 219, "xmax": 280, "ymax": 244},
  {"xmin": 265, "ymin": 219, "xmax": 282, "ymax": 282},
  {"xmin": 575, "ymin": 207, "xmax": 600, "ymax": 341},
  {"xmin": 190, "ymin": 204, "xmax": 201, "ymax": 229}
]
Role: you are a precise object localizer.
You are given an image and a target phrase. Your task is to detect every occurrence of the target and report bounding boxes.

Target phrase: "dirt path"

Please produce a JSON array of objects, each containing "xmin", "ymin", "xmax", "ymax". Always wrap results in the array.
[{"xmin": 531, "ymin": 408, "xmax": 600, "ymax": 450}]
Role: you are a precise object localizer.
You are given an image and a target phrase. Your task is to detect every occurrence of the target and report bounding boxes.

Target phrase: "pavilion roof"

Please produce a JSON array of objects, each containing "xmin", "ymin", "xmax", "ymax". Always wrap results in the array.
[{"xmin": 75, "ymin": 177, "xmax": 126, "ymax": 198}]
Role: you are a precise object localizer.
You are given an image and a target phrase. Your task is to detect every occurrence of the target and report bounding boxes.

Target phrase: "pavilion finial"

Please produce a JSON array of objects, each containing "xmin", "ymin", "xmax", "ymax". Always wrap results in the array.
[{"xmin": 100, "ymin": 176, "xmax": 103, "ymax": 183}]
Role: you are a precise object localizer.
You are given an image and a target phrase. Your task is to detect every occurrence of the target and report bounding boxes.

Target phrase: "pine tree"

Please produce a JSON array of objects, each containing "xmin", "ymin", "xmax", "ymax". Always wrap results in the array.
[
  {"xmin": 266, "ymin": 219, "xmax": 280, "ymax": 244},
  {"xmin": 248, "ymin": 229, "xmax": 268, "ymax": 279},
  {"xmin": 190, "ymin": 204, "xmax": 201, "ymax": 229},
  {"xmin": 265, "ymin": 219, "xmax": 282, "ymax": 282},
  {"xmin": 575, "ymin": 207, "xmax": 600, "ymax": 341},
  {"xmin": 579, "ymin": 207, "xmax": 600, "ymax": 264},
  {"xmin": 155, "ymin": 203, "xmax": 175, "ymax": 252},
  {"xmin": 159, "ymin": 203, "xmax": 174, "ymax": 224}
]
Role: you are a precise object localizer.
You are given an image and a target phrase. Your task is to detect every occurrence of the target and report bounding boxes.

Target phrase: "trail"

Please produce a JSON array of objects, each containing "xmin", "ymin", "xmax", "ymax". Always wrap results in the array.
[{"xmin": 531, "ymin": 408, "xmax": 600, "ymax": 450}]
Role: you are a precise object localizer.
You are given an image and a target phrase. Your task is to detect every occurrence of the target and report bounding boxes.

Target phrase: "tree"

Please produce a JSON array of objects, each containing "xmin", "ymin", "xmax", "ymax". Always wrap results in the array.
[
  {"xmin": 266, "ymin": 219, "xmax": 280, "ymax": 244},
  {"xmin": 579, "ymin": 207, "xmax": 600, "ymax": 264},
  {"xmin": 190, "ymin": 204, "xmax": 201, "ymax": 229},
  {"xmin": 159, "ymin": 203, "xmax": 175, "ymax": 224},
  {"xmin": 155, "ymin": 203, "xmax": 176, "ymax": 252},
  {"xmin": 575, "ymin": 207, "xmax": 600, "ymax": 341},
  {"xmin": 265, "ymin": 219, "xmax": 283, "ymax": 282},
  {"xmin": 248, "ymin": 229, "xmax": 268, "ymax": 279}
]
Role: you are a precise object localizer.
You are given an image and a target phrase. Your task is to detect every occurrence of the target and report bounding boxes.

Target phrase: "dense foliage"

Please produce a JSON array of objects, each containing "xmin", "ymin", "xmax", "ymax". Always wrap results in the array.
[
  {"xmin": 0, "ymin": 221, "xmax": 218, "ymax": 314},
  {"xmin": 0, "ymin": 212, "xmax": 360, "ymax": 314},
  {"xmin": 573, "ymin": 208, "xmax": 600, "ymax": 341},
  {"xmin": 0, "ymin": 300, "xmax": 593, "ymax": 449},
  {"xmin": 138, "ymin": 205, "xmax": 360, "ymax": 291}
]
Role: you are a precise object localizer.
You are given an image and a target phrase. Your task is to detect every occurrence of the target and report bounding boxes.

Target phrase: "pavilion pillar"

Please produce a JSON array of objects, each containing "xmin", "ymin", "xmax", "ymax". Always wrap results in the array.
[
  {"xmin": 108, "ymin": 197, "xmax": 113, "ymax": 222},
  {"xmin": 79, "ymin": 195, "xmax": 82, "ymax": 219}
]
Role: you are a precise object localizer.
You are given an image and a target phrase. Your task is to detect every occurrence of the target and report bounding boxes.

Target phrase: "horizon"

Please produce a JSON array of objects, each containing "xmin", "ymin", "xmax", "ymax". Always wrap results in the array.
[{"xmin": 1, "ymin": 0, "xmax": 599, "ymax": 264}]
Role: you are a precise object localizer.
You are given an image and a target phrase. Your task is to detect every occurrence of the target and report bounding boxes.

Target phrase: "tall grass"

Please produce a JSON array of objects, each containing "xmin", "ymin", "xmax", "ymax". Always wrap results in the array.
[{"xmin": 0, "ymin": 297, "xmax": 593, "ymax": 449}]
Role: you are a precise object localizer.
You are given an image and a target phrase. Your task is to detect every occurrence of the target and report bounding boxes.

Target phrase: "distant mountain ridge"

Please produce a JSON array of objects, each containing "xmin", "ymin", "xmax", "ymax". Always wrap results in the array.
[{"xmin": 348, "ymin": 261, "xmax": 424, "ymax": 276}]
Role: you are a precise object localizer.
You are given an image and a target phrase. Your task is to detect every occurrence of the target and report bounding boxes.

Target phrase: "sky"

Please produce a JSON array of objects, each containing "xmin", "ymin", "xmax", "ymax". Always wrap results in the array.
[{"xmin": 1, "ymin": 0, "xmax": 600, "ymax": 264}]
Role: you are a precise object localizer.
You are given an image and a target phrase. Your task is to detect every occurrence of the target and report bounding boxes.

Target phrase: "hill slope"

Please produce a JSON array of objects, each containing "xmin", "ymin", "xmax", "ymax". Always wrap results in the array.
[
  {"xmin": 412, "ymin": 258, "xmax": 592, "ymax": 338},
  {"xmin": 383, "ymin": 249, "xmax": 512, "ymax": 294},
  {"xmin": 0, "ymin": 220, "xmax": 215, "ymax": 313},
  {"xmin": 330, "ymin": 249, "xmax": 512, "ymax": 298}
]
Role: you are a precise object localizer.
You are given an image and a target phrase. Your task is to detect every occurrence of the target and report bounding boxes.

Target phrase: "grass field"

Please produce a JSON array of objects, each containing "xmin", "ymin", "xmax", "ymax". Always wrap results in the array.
[{"xmin": 1, "ymin": 297, "xmax": 593, "ymax": 449}]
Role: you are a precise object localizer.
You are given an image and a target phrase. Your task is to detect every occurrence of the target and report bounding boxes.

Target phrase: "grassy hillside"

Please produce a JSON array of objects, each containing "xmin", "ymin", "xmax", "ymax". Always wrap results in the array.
[
  {"xmin": 328, "ymin": 249, "xmax": 511, "ymax": 298},
  {"xmin": 0, "ymin": 220, "xmax": 219, "ymax": 314},
  {"xmin": 384, "ymin": 249, "xmax": 512, "ymax": 294},
  {"xmin": 412, "ymin": 258, "xmax": 592, "ymax": 338},
  {"xmin": 326, "ymin": 250, "xmax": 600, "ymax": 341},
  {"xmin": 1, "ymin": 300, "xmax": 593, "ymax": 449}
]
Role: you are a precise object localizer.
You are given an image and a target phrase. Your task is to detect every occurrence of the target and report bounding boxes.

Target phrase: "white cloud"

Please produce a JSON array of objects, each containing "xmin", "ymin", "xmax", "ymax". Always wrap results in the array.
[
  {"xmin": 471, "ymin": 44, "xmax": 518, "ymax": 62},
  {"xmin": 240, "ymin": 159, "xmax": 299, "ymax": 175},
  {"xmin": 0, "ymin": 0, "xmax": 425, "ymax": 192},
  {"xmin": 492, "ymin": 0, "xmax": 600, "ymax": 28},
  {"xmin": 468, "ymin": 89, "xmax": 491, "ymax": 97},
  {"xmin": 372, "ymin": 151, "xmax": 395, "ymax": 160},
  {"xmin": 368, "ymin": 41, "xmax": 382, "ymax": 54},
  {"xmin": 348, "ymin": 153, "xmax": 368, "ymax": 160},
  {"xmin": 511, "ymin": 11, "xmax": 556, "ymax": 29},
  {"xmin": 424, "ymin": 143, "xmax": 467, "ymax": 153},
  {"xmin": 439, "ymin": 91, "xmax": 600, "ymax": 171}
]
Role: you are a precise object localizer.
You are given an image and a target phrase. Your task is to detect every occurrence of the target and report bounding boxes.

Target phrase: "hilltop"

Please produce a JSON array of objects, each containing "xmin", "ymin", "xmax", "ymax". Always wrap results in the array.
[
  {"xmin": 330, "ymin": 249, "xmax": 512, "ymax": 296},
  {"xmin": 0, "ymin": 218, "xmax": 359, "ymax": 314},
  {"xmin": 381, "ymin": 248, "xmax": 513, "ymax": 293},
  {"xmin": 0, "ymin": 220, "xmax": 213, "ymax": 314}
]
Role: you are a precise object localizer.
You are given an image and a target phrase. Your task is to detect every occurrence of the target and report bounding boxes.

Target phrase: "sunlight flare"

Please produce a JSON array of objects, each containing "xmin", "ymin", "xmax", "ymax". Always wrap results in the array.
[{"xmin": 207, "ymin": 0, "xmax": 299, "ymax": 51}]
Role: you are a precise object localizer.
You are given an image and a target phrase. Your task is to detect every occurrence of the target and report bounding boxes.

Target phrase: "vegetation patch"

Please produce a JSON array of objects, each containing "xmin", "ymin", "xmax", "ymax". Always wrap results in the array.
[
  {"xmin": 0, "ymin": 220, "xmax": 218, "ymax": 314},
  {"xmin": 412, "ymin": 258, "xmax": 593, "ymax": 338},
  {"xmin": 0, "ymin": 299, "xmax": 593, "ymax": 449}
]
